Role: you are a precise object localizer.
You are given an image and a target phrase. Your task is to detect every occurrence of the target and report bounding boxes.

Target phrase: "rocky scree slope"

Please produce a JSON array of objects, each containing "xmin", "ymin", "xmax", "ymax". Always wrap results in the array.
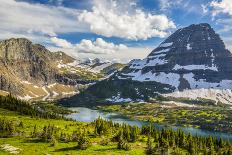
[{"xmin": 0, "ymin": 38, "xmax": 101, "ymax": 100}]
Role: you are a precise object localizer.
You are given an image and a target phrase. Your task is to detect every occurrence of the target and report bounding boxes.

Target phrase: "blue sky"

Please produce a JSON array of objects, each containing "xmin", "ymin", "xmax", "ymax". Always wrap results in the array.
[{"xmin": 1, "ymin": 0, "xmax": 232, "ymax": 62}]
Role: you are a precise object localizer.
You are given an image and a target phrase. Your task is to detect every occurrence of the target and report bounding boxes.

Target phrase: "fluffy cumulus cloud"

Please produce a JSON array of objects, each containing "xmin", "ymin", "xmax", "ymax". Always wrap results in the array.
[
  {"xmin": 50, "ymin": 37, "xmax": 73, "ymax": 48},
  {"xmin": 0, "ymin": 0, "xmax": 86, "ymax": 40},
  {"xmin": 78, "ymin": 0, "xmax": 176, "ymax": 40},
  {"xmin": 76, "ymin": 38, "xmax": 127, "ymax": 54},
  {"xmin": 50, "ymin": 37, "xmax": 127, "ymax": 55}
]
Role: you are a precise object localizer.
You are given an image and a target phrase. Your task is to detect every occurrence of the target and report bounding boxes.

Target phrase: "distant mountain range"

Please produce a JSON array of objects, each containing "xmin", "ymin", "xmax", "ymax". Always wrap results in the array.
[
  {"xmin": 63, "ymin": 23, "xmax": 232, "ymax": 106},
  {"xmin": 0, "ymin": 38, "xmax": 125, "ymax": 101}
]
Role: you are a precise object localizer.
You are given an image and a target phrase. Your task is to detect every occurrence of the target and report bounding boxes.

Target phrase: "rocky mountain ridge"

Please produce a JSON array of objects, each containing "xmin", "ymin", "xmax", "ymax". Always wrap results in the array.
[
  {"xmin": 0, "ymin": 38, "xmax": 100, "ymax": 100},
  {"xmin": 62, "ymin": 23, "xmax": 232, "ymax": 106},
  {"xmin": 0, "ymin": 38, "xmax": 126, "ymax": 101}
]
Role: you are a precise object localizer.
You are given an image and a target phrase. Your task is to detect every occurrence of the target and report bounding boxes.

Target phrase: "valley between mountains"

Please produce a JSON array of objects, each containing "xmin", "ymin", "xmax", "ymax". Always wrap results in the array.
[{"xmin": 1, "ymin": 23, "xmax": 232, "ymax": 155}]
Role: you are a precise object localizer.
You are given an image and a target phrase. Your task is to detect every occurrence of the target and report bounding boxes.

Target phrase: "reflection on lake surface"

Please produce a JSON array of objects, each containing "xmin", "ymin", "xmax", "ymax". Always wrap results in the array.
[{"xmin": 66, "ymin": 107, "xmax": 232, "ymax": 142}]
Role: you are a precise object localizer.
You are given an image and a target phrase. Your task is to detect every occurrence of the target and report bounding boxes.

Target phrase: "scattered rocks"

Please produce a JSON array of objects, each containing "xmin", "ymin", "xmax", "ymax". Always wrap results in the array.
[{"xmin": 0, "ymin": 144, "xmax": 21, "ymax": 154}]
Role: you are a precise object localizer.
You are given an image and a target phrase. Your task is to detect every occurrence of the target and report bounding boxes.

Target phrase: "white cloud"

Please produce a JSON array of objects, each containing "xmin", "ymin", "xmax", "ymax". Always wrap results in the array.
[
  {"xmin": 78, "ymin": 0, "xmax": 176, "ymax": 40},
  {"xmin": 201, "ymin": 4, "xmax": 208, "ymax": 14},
  {"xmin": 209, "ymin": 0, "xmax": 232, "ymax": 32},
  {"xmin": 210, "ymin": 0, "xmax": 232, "ymax": 16},
  {"xmin": 50, "ymin": 37, "xmax": 73, "ymax": 48},
  {"xmin": 50, "ymin": 37, "xmax": 128, "ymax": 55},
  {"xmin": 49, "ymin": 45, "xmax": 152, "ymax": 63},
  {"xmin": 76, "ymin": 38, "xmax": 127, "ymax": 54},
  {"xmin": 0, "ymin": 0, "xmax": 86, "ymax": 39},
  {"xmin": 159, "ymin": 0, "xmax": 183, "ymax": 11},
  {"xmin": 48, "ymin": 38, "xmax": 150, "ymax": 63}
]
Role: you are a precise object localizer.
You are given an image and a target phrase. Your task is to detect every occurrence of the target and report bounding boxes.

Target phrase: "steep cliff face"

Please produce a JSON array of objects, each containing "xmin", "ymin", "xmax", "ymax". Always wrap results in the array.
[
  {"xmin": 63, "ymin": 23, "xmax": 232, "ymax": 106},
  {"xmin": 0, "ymin": 38, "xmax": 84, "ymax": 99}
]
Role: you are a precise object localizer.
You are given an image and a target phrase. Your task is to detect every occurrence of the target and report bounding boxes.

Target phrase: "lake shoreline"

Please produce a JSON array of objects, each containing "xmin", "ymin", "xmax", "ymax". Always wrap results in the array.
[{"xmin": 66, "ymin": 107, "xmax": 232, "ymax": 143}]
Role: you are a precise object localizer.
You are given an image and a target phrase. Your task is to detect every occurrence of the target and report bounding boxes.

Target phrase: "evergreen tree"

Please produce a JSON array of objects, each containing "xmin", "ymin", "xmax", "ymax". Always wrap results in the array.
[{"xmin": 146, "ymin": 135, "xmax": 153, "ymax": 155}]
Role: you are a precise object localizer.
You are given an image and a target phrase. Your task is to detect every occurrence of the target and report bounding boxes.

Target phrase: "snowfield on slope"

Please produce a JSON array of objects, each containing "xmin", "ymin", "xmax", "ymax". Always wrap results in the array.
[{"xmin": 164, "ymin": 89, "xmax": 232, "ymax": 105}]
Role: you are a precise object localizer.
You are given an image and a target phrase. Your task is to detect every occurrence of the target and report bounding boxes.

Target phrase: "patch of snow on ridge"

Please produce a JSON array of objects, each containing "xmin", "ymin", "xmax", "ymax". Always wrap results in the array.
[
  {"xmin": 173, "ymin": 64, "xmax": 218, "ymax": 71},
  {"xmin": 106, "ymin": 93, "xmax": 132, "ymax": 103},
  {"xmin": 21, "ymin": 81, "xmax": 32, "ymax": 84},
  {"xmin": 183, "ymin": 73, "xmax": 232, "ymax": 89},
  {"xmin": 210, "ymin": 52, "xmax": 217, "ymax": 70},
  {"xmin": 147, "ymin": 53, "xmax": 166, "ymax": 59},
  {"xmin": 48, "ymin": 83, "xmax": 57, "ymax": 88},
  {"xmin": 164, "ymin": 89, "xmax": 232, "ymax": 105},
  {"xmin": 18, "ymin": 95, "xmax": 33, "ymax": 101},
  {"xmin": 159, "ymin": 42, "xmax": 173, "ymax": 48},
  {"xmin": 42, "ymin": 86, "xmax": 50, "ymax": 101},
  {"xmin": 129, "ymin": 59, "xmax": 146, "ymax": 69},
  {"xmin": 122, "ymin": 71, "xmax": 180, "ymax": 89},
  {"xmin": 187, "ymin": 44, "xmax": 192, "ymax": 50},
  {"xmin": 162, "ymin": 101, "xmax": 196, "ymax": 107},
  {"xmin": 90, "ymin": 62, "xmax": 113, "ymax": 73},
  {"xmin": 130, "ymin": 54, "xmax": 168, "ymax": 69},
  {"xmin": 155, "ymin": 48, "xmax": 171, "ymax": 54}
]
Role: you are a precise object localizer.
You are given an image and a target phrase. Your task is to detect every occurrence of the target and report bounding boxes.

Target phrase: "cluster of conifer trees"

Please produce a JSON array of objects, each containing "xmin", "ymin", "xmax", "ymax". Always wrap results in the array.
[
  {"xmin": 0, "ymin": 95, "xmax": 232, "ymax": 154},
  {"xmin": 0, "ymin": 118, "xmax": 16, "ymax": 137},
  {"xmin": 0, "ymin": 95, "xmax": 66, "ymax": 119}
]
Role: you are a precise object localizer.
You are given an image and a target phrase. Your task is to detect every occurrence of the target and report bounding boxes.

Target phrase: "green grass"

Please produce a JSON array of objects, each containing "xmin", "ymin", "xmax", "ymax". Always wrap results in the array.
[
  {"xmin": 0, "ymin": 137, "xmax": 146, "ymax": 155},
  {"xmin": 0, "ymin": 108, "xmax": 147, "ymax": 155}
]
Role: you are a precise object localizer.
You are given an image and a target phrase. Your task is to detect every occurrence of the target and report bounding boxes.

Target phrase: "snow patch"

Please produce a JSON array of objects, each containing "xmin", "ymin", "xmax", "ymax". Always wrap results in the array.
[
  {"xmin": 130, "ymin": 54, "xmax": 168, "ymax": 69},
  {"xmin": 21, "ymin": 81, "xmax": 32, "ymax": 84},
  {"xmin": 155, "ymin": 48, "xmax": 171, "ymax": 54},
  {"xmin": 183, "ymin": 73, "xmax": 232, "ymax": 89},
  {"xmin": 52, "ymin": 91, "xmax": 59, "ymax": 97},
  {"xmin": 164, "ymin": 89, "xmax": 232, "ymax": 105},
  {"xmin": 18, "ymin": 95, "xmax": 33, "ymax": 101},
  {"xmin": 159, "ymin": 42, "xmax": 173, "ymax": 48},
  {"xmin": 162, "ymin": 101, "xmax": 196, "ymax": 107},
  {"xmin": 62, "ymin": 91, "xmax": 77, "ymax": 95},
  {"xmin": 187, "ymin": 44, "xmax": 192, "ymax": 50},
  {"xmin": 122, "ymin": 71, "xmax": 180, "ymax": 88},
  {"xmin": 106, "ymin": 93, "xmax": 132, "ymax": 103},
  {"xmin": 48, "ymin": 83, "xmax": 57, "ymax": 88},
  {"xmin": 173, "ymin": 64, "xmax": 218, "ymax": 71},
  {"xmin": 42, "ymin": 87, "xmax": 50, "ymax": 101}
]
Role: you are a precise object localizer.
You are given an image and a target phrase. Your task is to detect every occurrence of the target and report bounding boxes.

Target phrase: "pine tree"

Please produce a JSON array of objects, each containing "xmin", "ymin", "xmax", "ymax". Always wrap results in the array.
[{"xmin": 146, "ymin": 136, "xmax": 153, "ymax": 155}]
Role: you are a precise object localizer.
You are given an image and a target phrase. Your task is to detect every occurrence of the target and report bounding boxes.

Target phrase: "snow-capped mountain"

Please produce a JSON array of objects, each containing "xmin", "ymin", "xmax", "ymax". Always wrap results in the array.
[
  {"xmin": 118, "ymin": 23, "xmax": 232, "ymax": 91},
  {"xmin": 61, "ymin": 23, "xmax": 232, "ymax": 106}
]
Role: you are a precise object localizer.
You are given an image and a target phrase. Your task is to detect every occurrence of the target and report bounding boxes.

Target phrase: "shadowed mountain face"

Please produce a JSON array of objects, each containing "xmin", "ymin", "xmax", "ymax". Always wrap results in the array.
[{"xmin": 61, "ymin": 23, "xmax": 232, "ymax": 106}]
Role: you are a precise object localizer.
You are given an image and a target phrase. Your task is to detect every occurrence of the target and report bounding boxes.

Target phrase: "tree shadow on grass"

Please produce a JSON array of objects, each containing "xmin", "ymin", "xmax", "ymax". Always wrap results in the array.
[
  {"xmin": 23, "ymin": 139, "xmax": 46, "ymax": 143},
  {"xmin": 55, "ymin": 146, "xmax": 119, "ymax": 152},
  {"xmin": 94, "ymin": 147, "xmax": 119, "ymax": 152},
  {"xmin": 54, "ymin": 146, "xmax": 78, "ymax": 152}
]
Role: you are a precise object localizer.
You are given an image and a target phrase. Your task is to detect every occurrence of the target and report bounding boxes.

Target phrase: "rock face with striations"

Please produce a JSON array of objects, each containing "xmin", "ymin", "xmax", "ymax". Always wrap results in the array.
[
  {"xmin": 0, "ymin": 38, "xmax": 76, "ymax": 95},
  {"xmin": 63, "ymin": 23, "xmax": 232, "ymax": 106}
]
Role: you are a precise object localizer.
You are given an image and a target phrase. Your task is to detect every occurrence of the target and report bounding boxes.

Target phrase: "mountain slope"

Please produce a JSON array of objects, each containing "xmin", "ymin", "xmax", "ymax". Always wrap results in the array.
[
  {"xmin": 61, "ymin": 23, "xmax": 232, "ymax": 106},
  {"xmin": 0, "ymin": 38, "xmax": 103, "ymax": 100}
]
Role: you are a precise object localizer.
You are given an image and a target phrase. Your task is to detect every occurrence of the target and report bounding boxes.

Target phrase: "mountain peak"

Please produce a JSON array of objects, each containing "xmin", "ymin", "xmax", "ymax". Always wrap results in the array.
[
  {"xmin": 117, "ymin": 23, "xmax": 232, "ymax": 91},
  {"xmin": 189, "ymin": 23, "xmax": 211, "ymax": 28},
  {"xmin": 2, "ymin": 38, "xmax": 32, "ymax": 44},
  {"xmin": 63, "ymin": 23, "xmax": 232, "ymax": 105}
]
